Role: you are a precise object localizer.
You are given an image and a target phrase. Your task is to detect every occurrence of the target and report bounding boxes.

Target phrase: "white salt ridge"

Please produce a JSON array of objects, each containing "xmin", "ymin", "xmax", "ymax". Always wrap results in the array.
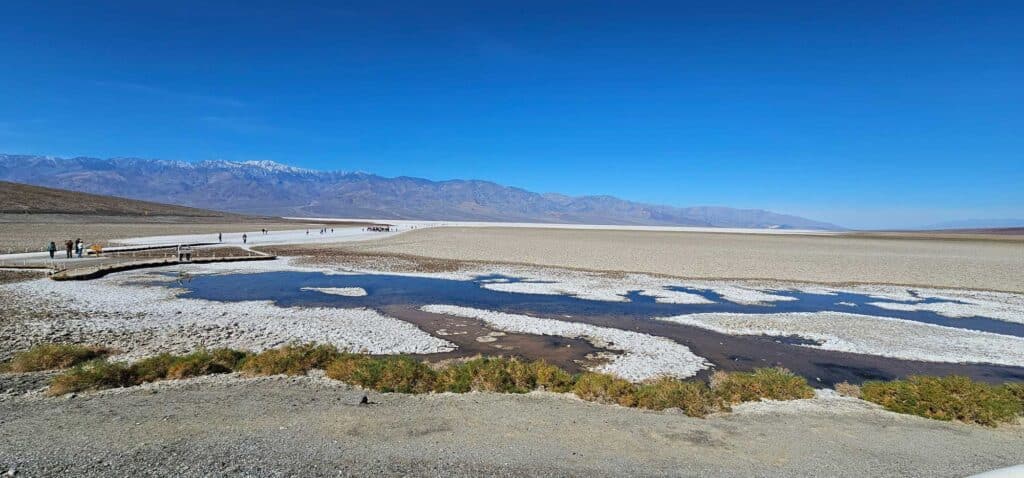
[
  {"xmin": 681, "ymin": 282, "xmax": 798, "ymax": 305},
  {"xmin": 421, "ymin": 304, "xmax": 710, "ymax": 381},
  {"xmin": 656, "ymin": 312, "xmax": 1024, "ymax": 367},
  {"xmin": 865, "ymin": 291, "xmax": 1024, "ymax": 325},
  {"xmin": 3, "ymin": 268, "xmax": 454, "ymax": 357},
  {"xmin": 301, "ymin": 287, "xmax": 368, "ymax": 297},
  {"xmin": 387, "ymin": 266, "xmax": 715, "ymax": 304},
  {"xmin": 637, "ymin": 288, "xmax": 714, "ymax": 304},
  {"xmin": 481, "ymin": 281, "xmax": 627, "ymax": 302}
]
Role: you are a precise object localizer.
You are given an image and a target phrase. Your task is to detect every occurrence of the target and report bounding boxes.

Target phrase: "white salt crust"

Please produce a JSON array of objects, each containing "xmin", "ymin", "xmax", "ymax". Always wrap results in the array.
[
  {"xmin": 656, "ymin": 312, "xmax": 1024, "ymax": 367},
  {"xmin": 301, "ymin": 287, "xmax": 368, "ymax": 297},
  {"xmin": 2, "ymin": 267, "xmax": 453, "ymax": 359}
]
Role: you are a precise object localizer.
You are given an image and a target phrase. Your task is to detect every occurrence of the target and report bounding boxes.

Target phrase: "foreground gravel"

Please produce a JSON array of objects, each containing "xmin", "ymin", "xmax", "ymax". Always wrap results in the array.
[{"xmin": 1, "ymin": 374, "xmax": 1022, "ymax": 477}]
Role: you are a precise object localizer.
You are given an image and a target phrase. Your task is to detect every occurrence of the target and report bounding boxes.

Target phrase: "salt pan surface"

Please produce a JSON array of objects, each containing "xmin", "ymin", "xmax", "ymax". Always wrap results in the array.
[
  {"xmin": 2, "ymin": 267, "xmax": 453, "ymax": 358},
  {"xmin": 657, "ymin": 312, "xmax": 1024, "ymax": 367}
]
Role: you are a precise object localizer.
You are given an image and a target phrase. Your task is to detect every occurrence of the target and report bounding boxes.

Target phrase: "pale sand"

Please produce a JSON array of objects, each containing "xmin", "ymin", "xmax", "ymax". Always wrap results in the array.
[{"xmin": 350, "ymin": 227, "xmax": 1024, "ymax": 293}]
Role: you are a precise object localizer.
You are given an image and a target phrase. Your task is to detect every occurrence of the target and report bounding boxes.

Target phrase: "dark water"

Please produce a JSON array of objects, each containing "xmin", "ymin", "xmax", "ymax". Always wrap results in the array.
[
  {"xmin": 161, "ymin": 271, "xmax": 1024, "ymax": 337},
  {"xmin": 150, "ymin": 271, "xmax": 1024, "ymax": 385}
]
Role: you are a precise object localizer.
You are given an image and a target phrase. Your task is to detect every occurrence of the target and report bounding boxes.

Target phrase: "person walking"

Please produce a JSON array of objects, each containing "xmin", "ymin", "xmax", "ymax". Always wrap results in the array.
[
  {"xmin": 242, "ymin": 233, "xmax": 247, "ymax": 244},
  {"xmin": 75, "ymin": 238, "xmax": 83, "ymax": 258},
  {"xmin": 47, "ymin": 241, "xmax": 56, "ymax": 259},
  {"xmin": 218, "ymin": 232, "xmax": 222, "ymax": 243},
  {"xmin": 65, "ymin": 239, "xmax": 73, "ymax": 259}
]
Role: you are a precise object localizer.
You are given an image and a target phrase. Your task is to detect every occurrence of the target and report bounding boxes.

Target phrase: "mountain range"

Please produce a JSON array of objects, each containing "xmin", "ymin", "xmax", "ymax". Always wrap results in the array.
[{"xmin": 0, "ymin": 154, "xmax": 842, "ymax": 230}]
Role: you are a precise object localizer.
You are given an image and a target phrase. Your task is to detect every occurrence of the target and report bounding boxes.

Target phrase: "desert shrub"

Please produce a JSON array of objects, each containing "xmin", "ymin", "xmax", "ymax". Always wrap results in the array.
[
  {"xmin": 572, "ymin": 372, "xmax": 638, "ymax": 407},
  {"xmin": 326, "ymin": 354, "xmax": 437, "ymax": 393},
  {"xmin": 861, "ymin": 376, "xmax": 1022, "ymax": 427},
  {"xmin": 635, "ymin": 377, "xmax": 719, "ymax": 417},
  {"xmin": 834, "ymin": 381, "xmax": 862, "ymax": 398},
  {"xmin": 435, "ymin": 357, "xmax": 538, "ymax": 393},
  {"xmin": 1000, "ymin": 382, "xmax": 1024, "ymax": 403},
  {"xmin": 47, "ymin": 359, "xmax": 135, "ymax": 396},
  {"xmin": 531, "ymin": 360, "xmax": 576, "ymax": 393},
  {"xmin": 129, "ymin": 353, "xmax": 179, "ymax": 383},
  {"xmin": 711, "ymin": 368, "xmax": 815, "ymax": 405},
  {"xmin": 240, "ymin": 343, "xmax": 341, "ymax": 376},
  {"xmin": 5, "ymin": 344, "xmax": 113, "ymax": 372},
  {"xmin": 162, "ymin": 349, "xmax": 249, "ymax": 380}
]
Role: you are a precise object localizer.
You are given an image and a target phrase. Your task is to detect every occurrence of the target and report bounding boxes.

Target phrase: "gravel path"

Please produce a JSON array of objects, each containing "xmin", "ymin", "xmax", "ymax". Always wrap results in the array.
[{"xmin": 1, "ymin": 374, "xmax": 1022, "ymax": 477}]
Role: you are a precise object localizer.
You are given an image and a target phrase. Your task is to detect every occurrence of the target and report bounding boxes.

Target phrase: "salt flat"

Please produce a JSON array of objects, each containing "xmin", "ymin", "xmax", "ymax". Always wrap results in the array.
[{"xmin": 349, "ymin": 225, "xmax": 1024, "ymax": 293}]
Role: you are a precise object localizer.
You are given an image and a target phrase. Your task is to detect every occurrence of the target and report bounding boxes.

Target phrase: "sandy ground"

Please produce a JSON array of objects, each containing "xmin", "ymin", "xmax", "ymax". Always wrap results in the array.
[
  {"xmin": 346, "ymin": 226, "xmax": 1024, "ymax": 293},
  {"xmin": 1, "ymin": 373, "xmax": 1022, "ymax": 477}
]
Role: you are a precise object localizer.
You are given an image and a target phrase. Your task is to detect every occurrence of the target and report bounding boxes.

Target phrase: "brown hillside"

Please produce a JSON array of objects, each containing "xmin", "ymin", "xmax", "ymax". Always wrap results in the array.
[{"xmin": 0, "ymin": 181, "xmax": 239, "ymax": 217}]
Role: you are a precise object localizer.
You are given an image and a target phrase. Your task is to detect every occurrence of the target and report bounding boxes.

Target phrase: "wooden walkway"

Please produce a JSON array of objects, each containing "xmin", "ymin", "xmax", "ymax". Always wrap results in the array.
[{"xmin": 49, "ymin": 254, "xmax": 276, "ymax": 281}]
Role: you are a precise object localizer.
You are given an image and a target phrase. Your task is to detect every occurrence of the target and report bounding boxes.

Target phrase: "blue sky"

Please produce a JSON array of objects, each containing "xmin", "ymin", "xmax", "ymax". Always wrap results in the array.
[{"xmin": 1, "ymin": 1, "xmax": 1021, "ymax": 229}]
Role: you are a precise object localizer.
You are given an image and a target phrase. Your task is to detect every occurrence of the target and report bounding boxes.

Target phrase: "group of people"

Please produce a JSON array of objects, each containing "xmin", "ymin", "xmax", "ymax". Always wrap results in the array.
[
  {"xmin": 365, "ymin": 225, "xmax": 392, "ymax": 232},
  {"xmin": 217, "ymin": 230, "xmax": 269, "ymax": 244},
  {"xmin": 47, "ymin": 238, "xmax": 86, "ymax": 259}
]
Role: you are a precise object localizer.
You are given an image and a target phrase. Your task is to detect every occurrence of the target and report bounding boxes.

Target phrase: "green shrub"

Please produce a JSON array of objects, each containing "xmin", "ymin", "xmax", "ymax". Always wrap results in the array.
[
  {"xmin": 129, "ymin": 353, "xmax": 179, "ymax": 383},
  {"xmin": 5, "ymin": 344, "xmax": 113, "ymax": 372},
  {"xmin": 139, "ymin": 349, "xmax": 249, "ymax": 381},
  {"xmin": 532, "ymin": 360, "xmax": 575, "ymax": 393},
  {"xmin": 861, "ymin": 376, "xmax": 1023, "ymax": 427},
  {"xmin": 636, "ymin": 377, "xmax": 719, "ymax": 417},
  {"xmin": 1001, "ymin": 382, "xmax": 1024, "ymax": 403},
  {"xmin": 240, "ymin": 343, "xmax": 341, "ymax": 376},
  {"xmin": 572, "ymin": 372, "xmax": 638, "ymax": 407},
  {"xmin": 326, "ymin": 354, "xmax": 437, "ymax": 393},
  {"xmin": 47, "ymin": 359, "xmax": 135, "ymax": 396},
  {"xmin": 711, "ymin": 368, "xmax": 815, "ymax": 405}
]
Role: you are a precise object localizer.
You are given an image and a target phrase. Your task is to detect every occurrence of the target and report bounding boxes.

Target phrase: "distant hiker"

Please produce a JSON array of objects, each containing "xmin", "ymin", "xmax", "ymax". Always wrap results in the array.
[
  {"xmin": 330, "ymin": 228, "xmax": 334, "ymax": 233},
  {"xmin": 47, "ymin": 241, "xmax": 56, "ymax": 259},
  {"xmin": 218, "ymin": 232, "xmax": 222, "ymax": 243},
  {"xmin": 306, "ymin": 230, "xmax": 309, "ymax": 235},
  {"xmin": 176, "ymin": 244, "xmax": 193, "ymax": 261},
  {"xmin": 242, "ymin": 233, "xmax": 248, "ymax": 244},
  {"xmin": 65, "ymin": 240, "xmax": 73, "ymax": 259}
]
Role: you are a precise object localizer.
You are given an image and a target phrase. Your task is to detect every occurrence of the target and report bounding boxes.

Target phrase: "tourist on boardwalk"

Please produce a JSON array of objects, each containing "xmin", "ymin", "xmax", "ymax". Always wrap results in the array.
[
  {"xmin": 65, "ymin": 240, "xmax": 73, "ymax": 259},
  {"xmin": 47, "ymin": 241, "xmax": 56, "ymax": 259},
  {"xmin": 75, "ymin": 238, "xmax": 83, "ymax": 258}
]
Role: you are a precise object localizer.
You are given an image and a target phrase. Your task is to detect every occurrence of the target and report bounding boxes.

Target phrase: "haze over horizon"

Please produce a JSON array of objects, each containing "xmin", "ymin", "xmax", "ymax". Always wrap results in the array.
[{"xmin": 2, "ymin": 1, "xmax": 1022, "ymax": 229}]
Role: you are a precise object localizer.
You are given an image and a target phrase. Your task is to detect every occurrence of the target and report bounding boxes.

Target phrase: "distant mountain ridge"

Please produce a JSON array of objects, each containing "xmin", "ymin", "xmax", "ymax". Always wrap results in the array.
[{"xmin": 0, "ymin": 154, "xmax": 842, "ymax": 230}]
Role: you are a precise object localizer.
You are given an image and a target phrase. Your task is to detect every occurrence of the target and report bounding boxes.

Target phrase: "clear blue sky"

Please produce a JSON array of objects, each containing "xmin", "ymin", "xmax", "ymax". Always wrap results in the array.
[{"xmin": 1, "ymin": 1, "xmax": 1021, "ymax": 229}]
